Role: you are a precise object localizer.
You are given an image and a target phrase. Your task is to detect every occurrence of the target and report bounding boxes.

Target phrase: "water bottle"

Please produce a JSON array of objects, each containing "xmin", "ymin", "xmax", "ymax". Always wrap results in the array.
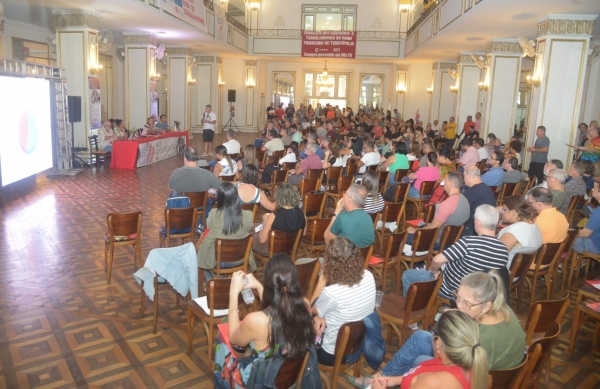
[{"xmin": 241, "ymin": 277, "xmax": 255, "ymax": 304}]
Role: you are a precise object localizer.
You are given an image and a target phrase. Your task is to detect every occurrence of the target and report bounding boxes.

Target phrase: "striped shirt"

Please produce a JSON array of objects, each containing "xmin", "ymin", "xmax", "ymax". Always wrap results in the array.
[
  {"xmin": 315, "ymin": 270, "xmax": 376, "ymax": 354},
  {"xmin": 364, "ymin": 194, "xmax": 385, "ymax": 214},
  {"xmin": 440, "ymin": 235, "xmax": 508, "ymax": 297}
]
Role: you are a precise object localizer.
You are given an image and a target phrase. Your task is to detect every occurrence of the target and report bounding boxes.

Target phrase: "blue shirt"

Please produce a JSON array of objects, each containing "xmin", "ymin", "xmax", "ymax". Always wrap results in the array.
[
  {"xmin": 585, "ymin": 208, "xmax": 600, "ymax": 251},
  {"xmin": 300, "ymin": 145, "xmax": 324, "ymax": 160},
  {"xmin": 481, "ymin": 167, "xmax": 504, "ymax": 187}
]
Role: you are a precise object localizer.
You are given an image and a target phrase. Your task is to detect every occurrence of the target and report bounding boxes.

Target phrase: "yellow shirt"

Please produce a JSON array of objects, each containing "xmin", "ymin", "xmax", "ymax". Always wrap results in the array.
[
  {"xmin": 445, "ymin": 123, "xmax": 457, "ymax": 139},
  {"xmin": 535, "ymin": 207, "xmax": 569, "ymax": 244}
]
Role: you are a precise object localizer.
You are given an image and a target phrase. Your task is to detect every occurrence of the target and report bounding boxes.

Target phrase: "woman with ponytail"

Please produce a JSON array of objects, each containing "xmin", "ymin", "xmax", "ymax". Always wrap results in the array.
[
  {"xmin": 214, "ymin": 145, "xmax": 238, "ymax": 178},
  {"xmin": 215, "ymin": 254, "xmax": 315, "ymax": 388},
  {"xmin": 370, "ymin": 310, "xmax": 488, "ymax": 389},
  {"xmin": 349, "ymin": 270, "xmax": 525, "ymax": 388}
]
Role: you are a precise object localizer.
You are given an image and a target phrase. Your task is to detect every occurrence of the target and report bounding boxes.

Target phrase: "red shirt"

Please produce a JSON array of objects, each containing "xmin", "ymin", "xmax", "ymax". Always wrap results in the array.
[
  {"xmin": 463, "ymin": 121, "xmax": 476, "ymax": 135},
  {"xmin": 275, "ymin": 108, "xmax": 285, "ymax": 120},
  {"xmin": 401, "ymin": 358, "xmax": 470, "ymax": 389}
]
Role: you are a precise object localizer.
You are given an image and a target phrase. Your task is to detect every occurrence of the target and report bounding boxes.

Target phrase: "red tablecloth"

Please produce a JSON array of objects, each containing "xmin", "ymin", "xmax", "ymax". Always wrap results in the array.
[{"xmin": 110, "ymin": 131, "xmax": 189, "ymax": 170}]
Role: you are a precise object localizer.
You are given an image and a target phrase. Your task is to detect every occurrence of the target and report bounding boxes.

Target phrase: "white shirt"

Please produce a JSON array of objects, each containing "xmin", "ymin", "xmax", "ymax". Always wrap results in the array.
[
  {"xmin": 432, "ymin": 123, "xmax": 440, "ymax": 133},
  {"xmin": 477, "ymin": 147, "xmax": 489, "ymax": 161},
  {"xmin": 218, "ymin": 158, "xmax": 238, "ymax": 177},
  {"xmin": 223, "ymin": 139, "xmax": 241, "ymax": 154},
  {"xmin": 279, "ymin": 152, "xmax": 297, "ymax": 165},
  {"xmin": 202, "ymin": 111, "xmax": 217, "ymax": 131},
  {"xmin": 359, "ymin": 151, "xmax": 381, "ymax": 173}
]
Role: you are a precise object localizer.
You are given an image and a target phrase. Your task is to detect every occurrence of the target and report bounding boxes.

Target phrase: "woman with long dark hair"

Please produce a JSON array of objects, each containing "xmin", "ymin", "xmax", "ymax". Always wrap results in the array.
[
  {"xmin": 196, "ymin": 182, "xmax": 256, "ymax": 272},
  {"xmin": 214, "ymin": 145, "xmax": 238, "ymax": 177},
  {"xmin": 214, "ymin": 254, "xmax": 315, "ymax": 388}
]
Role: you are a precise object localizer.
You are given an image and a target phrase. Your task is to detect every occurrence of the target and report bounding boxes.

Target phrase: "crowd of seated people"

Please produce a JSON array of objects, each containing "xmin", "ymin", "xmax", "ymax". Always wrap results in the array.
[{"xmin": 157, "ymin": 112, "xmax": 600, "ymax": 389}]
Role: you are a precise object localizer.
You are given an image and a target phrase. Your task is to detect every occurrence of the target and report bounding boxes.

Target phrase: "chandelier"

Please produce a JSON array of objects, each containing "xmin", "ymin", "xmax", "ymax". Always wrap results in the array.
[{"xmin": 316, "ymin": 60, "xmax": 334, "ymax": 88}]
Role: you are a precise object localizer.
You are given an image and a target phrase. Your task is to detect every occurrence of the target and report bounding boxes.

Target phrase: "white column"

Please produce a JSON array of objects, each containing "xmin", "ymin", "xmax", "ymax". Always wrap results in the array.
[
  {"xmin": 167, "ymin": 46, "xmax": 192, "ymax": 135},
  {"xmin": 193, "ymin": 56, "xmax": 218, "ymax": 133},
  {"xmin": 480, "ymin": 39, "xmax": 523, "ymax": 141},
  {"xmin": 245, "ymin": 60, "xmax": 258, "ymax": 131},
  {"xmin": 431, "ymin": 61, "xmax": 457, "ymax": 123},
  {"xmin": 455, "ymin": 53, "xmax": 484, "ymax": 126},
  {"xmin": 527, "ymin": 14, "xmax": 597, "ymax": 168},
  {"xmin": 122, "ymin": 32, "xmax": 157, "ymax": 130},
  {"xmin": 581, "ymin": 39, "xmax": 600, "ymax": 123},
  {"xmin": 394, "ymin": 64, "xmax": 409, "ymax": 119},
  {"xmin": 53, "ymin": 11, "xmax": 100, "ymax": 147}
]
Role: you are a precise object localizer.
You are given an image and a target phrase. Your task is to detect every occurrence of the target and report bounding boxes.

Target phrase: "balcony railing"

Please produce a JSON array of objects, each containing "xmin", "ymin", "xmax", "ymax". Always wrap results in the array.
[
  {"xmin": 203, "ymin": 0, "xmax": 248, "ymax": 35},
  {"xmin": 247, "ymin": 29, "xmax": 406, "ymax": 39},
  {"xmin": 407, "ymin": 0, "xmax": 441, "ymax": 36}
]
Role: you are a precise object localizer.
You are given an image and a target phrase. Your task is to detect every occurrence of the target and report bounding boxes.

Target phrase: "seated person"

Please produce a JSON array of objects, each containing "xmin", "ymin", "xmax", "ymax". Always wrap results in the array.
[
  {"xmin": 155, "ymin": 114, "xmax": 170, "ymax": 131},
  {"xmin": 481, "ymin": 152, "xmax": 504, "ymax": 187},
  {"xmin": 407, "ymin": 152, "xmax": 440, "ymax": 198},
  {"xmin": 381, "ymin": 142, "xmax": 410, "ymax": 185},
  {"xmin": 474, "ymin": 138, "xmax": 489, "ymax": 161},
  {"xmin": 235, "ymin": 164, "xmax": 275, "ymax": 211},
  {"xmin": 527, "ymin": 187, "xmax": 569, "ymax": 244},
  {"xmin": 214, "ymin": 255, "xmax": 315, "ymax": 388},
  {"xmin": 252, "ymin": 183, "xmax": 306, "ymax": 257},
  {"xmin": 288, "ymin": 143, "xmax": 322, "ymax": 185},
  {"xmin": 98, "ymin": 120, "xmax": 115, "ymax": 152},
  {"xmin": 497, "ymin": 196, "xmax": 543, "ymax": 269},
  {"xmin": 354, "ymin": 141, "xmax": 382, "ymax": 175},
  {"xmin": 278, "ymin": 141, "xmax": 300, "ymax": 166},
  {"xmin": 237, "ymin": 144, "xmax": 260, "ymax": 173},
  {"xmin": 402, "ymin": 204, "xmax": 509, "ymax": 300},
  {"xmin": 405, "ymin": 172, "xmax": 469, "ymax": 250},
  {"xmin": 573, "ymin": 180, "xmax": 600, "ymax": 254},
  {"xmin": 310, "ymin": 237, "xmax": 376, "ymax": 366},
  {"xmin": 360, "ymin": 171, "xmax": 385, "ymax": 214},
  {"xmin": 502, "ymin": 157, "xmax": 528, "ymax": 184},
  {"xmin": 559, "ymin": 161, "xmax": 588, "ymax": 214},
  {"xmin": 213, "ymin": 145, "xmax": 238, "ymax": 178},
  {"xmin": 261, "ymin": 129, "xmax": 284, "ymax": 156},
  {"xmin": 437, "ymin": 147, "xmax": 456, "ymax": 180},
  {"xmin": 546, "ymin": 169, "xmax": 567, "ymax": 209},
  {"xmin": 354, "ymin": 271, "xmax": 523, "ymax": 388},
  {"xmin": 370, "ymin": 310, "xmax": 487, "ymax": 389},
  {"xmin": 300, "ymin": 132, "xmax": 324, "ymax": 160},
  {"xmin": 324, "ymin": 184, "xmax": 375, "ymax": 248},
  {"xmin": 504, "ymin": 139, "xmax": 523, "ymax": 166},
  {"xmin": 141, "ymin": 117, "xmax": 154, "ymax": 135}
]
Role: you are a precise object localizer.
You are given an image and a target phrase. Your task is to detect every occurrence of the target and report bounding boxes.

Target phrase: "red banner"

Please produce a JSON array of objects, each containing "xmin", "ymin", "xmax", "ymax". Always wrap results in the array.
[{"xmin": 301, "ymin": 31, "xmax": 357, "ymax": 59}]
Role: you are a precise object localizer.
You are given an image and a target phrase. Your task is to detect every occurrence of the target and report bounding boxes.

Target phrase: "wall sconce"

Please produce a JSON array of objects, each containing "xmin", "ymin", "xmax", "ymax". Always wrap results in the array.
[
  {"xmin": 526, "ymin": 75, "xmax": 541, "ymax": 88},
  {"xmin": 399, "ymin": 0, "xmax": 412, "ymax": 13},
  {"xmin": 218, "ymin": 81, "xmax": 225, "ymax": 87},
  {"xmin": 246, "ymin": 82, "xmax": 255, "ymax": 88},
  {"xmin": 150, "ymin": 73, "xmax": 161, "ymax": 83},
  {"xmin": 89, "ymin": 64, "xmax": 103, "ymax": 76},
  {"xmin": 188, "ymin": 78, "xmax": 197, "ymax": 86},
  {"xmin": 248, "ymin": 0, "xmax": 260, "ymax": 10},
  {"xmin": 426, "ymin": 87, "xmax": 433, "ymax": 94},
  {"xmin": 478, "ymin": 82, "xmax": 489, "ymax": 92},
  {"xmin": 450, "ymin": 85, "xmax": 459, "ymax": 94},
  {"xmin": 220, "ymin": 0, "xmax": 229, "ymax": 10},
  {"xmin": 396, "ymin": 86, "xmax": 406, "ymax": 94}
]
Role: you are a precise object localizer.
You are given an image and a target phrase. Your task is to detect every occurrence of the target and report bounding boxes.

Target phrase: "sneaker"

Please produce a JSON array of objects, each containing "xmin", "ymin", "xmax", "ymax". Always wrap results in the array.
[
  {"xmin": 408, "ymin": 323, "xmax": 420, "ymax": 331},
  {"xmin": 196, "ymin": 224, "xmax": 205, "ymax": 234}
]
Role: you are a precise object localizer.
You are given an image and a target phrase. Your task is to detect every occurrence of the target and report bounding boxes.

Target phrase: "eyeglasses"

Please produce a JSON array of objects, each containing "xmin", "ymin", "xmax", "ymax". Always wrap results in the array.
[
  {"xmin": 452, "ymin": 290, "xmax": 485, "ymax": 311},
  {"xmin": 528, "ymin": 199, "xmax": 540, "ymax": 205}
]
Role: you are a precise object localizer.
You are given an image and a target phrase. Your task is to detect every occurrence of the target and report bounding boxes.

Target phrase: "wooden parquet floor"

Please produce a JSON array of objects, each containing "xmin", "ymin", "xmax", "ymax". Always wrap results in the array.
[{"xmin": 0, "ymin": 132, "xmax": 599, "ymax": 388}]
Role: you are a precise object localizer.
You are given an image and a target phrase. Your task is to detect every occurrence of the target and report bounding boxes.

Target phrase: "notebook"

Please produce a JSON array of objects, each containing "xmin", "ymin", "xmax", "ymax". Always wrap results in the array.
[{"xmin": 193, "ymin": 296, "xmax": 228, "ymax": 317}]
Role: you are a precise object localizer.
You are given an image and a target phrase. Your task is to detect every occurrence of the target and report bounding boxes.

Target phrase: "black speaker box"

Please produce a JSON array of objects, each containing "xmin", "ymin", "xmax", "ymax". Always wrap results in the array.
[
  {"xmin": 227, "ymin": 90, "xmax": 236, "ymax": 103},
  {"xmin": 67, "ymin": 96, "xmax": 82, "ymax": 123}
]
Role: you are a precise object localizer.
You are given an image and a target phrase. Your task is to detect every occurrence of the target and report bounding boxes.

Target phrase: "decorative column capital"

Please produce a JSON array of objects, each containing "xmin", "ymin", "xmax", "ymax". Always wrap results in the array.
[
  {"xmin": 197, "ymin": 56, "xmax": 216, "ymax": 63},
  {"xmin": 245, "ymin": 60, "xmax": 257, "ymax": 66},
  {"xmin": 457, "ymin": 52, "xmax": 485, "ymax": 64},
  {"xmin": 122, "ymin": 32, "xmax": 158, "ymax": 46},
  {"xmin": 397, "ymin": 64, "xmax": 410, "ymax": 71},
  {"xmin": 53, "ymin": 10, "xmax": 100, "ymax": 30},
  {"xmin": 432, "ymin": 61, "xmax": 457, "ymax": 70},
  {"xmin": 486, "ymin": 38, "xmax": 521, "ymax": 54},
  {"xmin": 537, "ymin": 14, "xmax": 596, "ymax": 37},
  {"xmin": 166, "ymin": 46, "xmax": 193, "ymax": 56}
]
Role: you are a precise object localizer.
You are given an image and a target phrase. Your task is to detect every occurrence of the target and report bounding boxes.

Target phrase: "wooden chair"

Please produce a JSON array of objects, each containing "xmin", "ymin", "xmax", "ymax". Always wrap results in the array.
[
  {"xmin": 324, "ymin": 175, "xmax": 353, "ymax": 215},
  {"xmin": 255, "ymin": 147, "xmax": 266, "ymax": 167},
  {"xmin": 524, "ymin": 176, "xmax": 536, "ymax": 193},
  {"xmin": 525, "ymin": 242, "xmax": 564, "ymax": 306},
  {"xmin": 299, "ymin": 218, "xmax": 330, "ymax": 258},
  {"xmin": 158, "ymin": 207, "xmax": 196, "ymax": 248},
  {"xmin": 568, "ymin": 286, "xmax": 600, "ymax": 354},
  {"xmin": 253, "ymin": 229, "xmax": 303, "ymax": 265},
  {"xmin": 377, "ymin": 170, "xmax": 390, "ymax": 195},
  {"xmin": 186, "ymin": 279, "xmax": 242, "ymax": 367},
  {"xmin": 345, "ymin": 159, "xmax": 358, "ymax": 177},
  {"xmin": 568, "ymin": 251, "xmax": 600, "ymax": 286},
  {"xmin": 508, "ymin": 252, "xmax": 537, "ymax": 313},
  {"xmin": 274, "ymin": 351, "xmax": 310, "ymax": 389},
  {"xmin": 554, "ymin": 229, "xmax": 578, "ymax": 292},
  {"xmin": 523, "ymin": 321, "xmax": 561, "ymax": 389},
  {"xmin": 324, "ymin": 166, "xmax": 343, "ymax": 191},
  {"xmin": 89, "ymin": 135, "xmax": 110, "ymax": 168},
  {"xmin": 360, "ymin": 245, "xmax": 375, "ymax": 270},
  {"xmin": 272, "ymin": 149, "xmax": 285, "ymax": 158},
  {"xmin": 406, "ymin": 180, "xmax": 437, "ymax": 219},
  {"xmin": 524, "ymin": 294, "xmax": 569, "ymax": 346},
  {"xmin": 199, "ymin": 165, "xmax": 213, "ymax": 172},
  {"xmin": 104, "ymin": 211, "xmax": 143, "ymax": 283},
  {"xmin": 306, "ymin": 168, "xmax": 324, "ymax": 184},
  {"xmin": 374, "ymin": 202, "xmax": 405, "ymax": 251},
  {"xmin": 369, "ymin": 232, "xmax": 408, "ymax": 294},
  {"xmin": 182, "ymin": 191, "xmax": 209, "ymax": 230},
  {"xmin": 240, "ymin": 203, "xmax": 258, "ymax": 222},
  {"xmin": 264, "ymin": 155, "xmax": 281, "ymax": 166},
  {"xmin": 296, "ymin": 258, "xmax": 321, "ymax": 299},
  {"xmin": 220, "ymin": 174, "xmax": 235, "ymax": 182},
  {"xmin": 211, "ymin": 236, "xmax": 253, "ymax": 278},
  {"xmin": 394, "ymin": 169, "xmax": 409, "ymax": 182},
  {"xmin": 366, "ymin": 164, "xmax": 378, "ymax": 172},
  {"xmin": 517, "ymin": 343, "xmax": 542, "ymax": 389},
  {"xmin": 228, "ymin": 152, "xmax": 240, "ymax": 160},
  {"xmin": 298, "ymin": 177, "xmax": 319, "ymax": 196},
  {"xmin": 496, "ymin": 182, "xmax": 518, "ymax": 205},
  {"xmin": 390, "ymin": 182, "xmax": 410, "ymax": 204},
  {"xmin": 565, "ymin": 195, "xmax": 585, "ymax": 227},
  {"xmin": 432, "ymin": 225, "xmax": 464, "ymax": 256},
  {"xmin": 303, "ymin": 192, "xmax": 326, "ymax": 221},
  {"xmin": 487, "ymin": 354, "xmax": 528, "ymax": 389},
  {"xmin": 318, "ymin": 321, "xmax": 367, "ymax": 389},
  {"xmin": 378, "ymin": 277, "xmax": 442, "ymax": 347},
  {"xmin": 259, "ymin": 168, "xmax": 288, "ymax": 193},
  {"xmin": 477, "ymin": 160, "xmax": 487, "ymax": 175},
  {"xmin": 398, "ymin": 228, "xmax": 439, "ymax": 277},
  {"xmin": 281, "ymin": 161, "xmax": 296, "ymax": 170}
]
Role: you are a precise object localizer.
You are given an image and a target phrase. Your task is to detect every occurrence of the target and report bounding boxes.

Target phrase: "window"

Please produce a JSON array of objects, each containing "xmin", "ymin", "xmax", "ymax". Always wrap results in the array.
[
  {"xmin": 302, "ymin": 5, "xmax": 356, "ymax": 31},
  {"xmin": 12, "ymin": 38, "xmax": 54, "ymax": 65},
  {"xmin": 304, "ymin": 72, "xmax": 349, "ymax": 98}
]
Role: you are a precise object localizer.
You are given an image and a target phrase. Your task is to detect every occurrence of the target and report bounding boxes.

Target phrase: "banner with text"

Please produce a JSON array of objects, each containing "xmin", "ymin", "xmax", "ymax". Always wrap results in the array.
[
  {"xmin": 301, "ymin": 31, "xmax": 357, "ymax": 58},
  {"xmin": 215, "ymin": 4, "xmax": 226, "ymax": 42},
  {"xmin": 161, "ymin": 0, "xmax": 207, "ymax": 33}
]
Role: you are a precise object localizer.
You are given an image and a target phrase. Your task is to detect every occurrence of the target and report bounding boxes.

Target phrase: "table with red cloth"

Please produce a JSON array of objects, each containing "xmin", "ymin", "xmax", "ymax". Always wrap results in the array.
[{"xmin": 110, "ymin": 131, "xmax": 189, "ymax": 170}]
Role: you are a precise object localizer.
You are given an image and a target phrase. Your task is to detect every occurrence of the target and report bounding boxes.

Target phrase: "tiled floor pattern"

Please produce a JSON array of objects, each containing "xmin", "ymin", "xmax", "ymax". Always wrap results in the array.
[{"xmin": 0, "ymin": 133, "xmax": 598, "ymax": 388}]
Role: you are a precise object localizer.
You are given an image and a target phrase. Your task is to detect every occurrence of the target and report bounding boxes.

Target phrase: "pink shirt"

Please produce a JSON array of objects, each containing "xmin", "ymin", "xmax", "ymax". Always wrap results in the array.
[
  {"xmin": 413, "ymin": 166, "xmax": 440, "ymax": 190},
  {"xmin": 300, "ymin": 153, "xmax": 322, "ymax": 173},
  {"xmin": 459, "ymin": 146, "xmax": 480, "ymax": 168}
]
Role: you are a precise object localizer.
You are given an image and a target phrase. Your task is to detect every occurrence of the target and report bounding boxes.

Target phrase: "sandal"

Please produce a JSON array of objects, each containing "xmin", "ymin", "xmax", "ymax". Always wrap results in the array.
[{"xmin": 345, "ymin": 375, "xmax": 372, "ymax": 389}]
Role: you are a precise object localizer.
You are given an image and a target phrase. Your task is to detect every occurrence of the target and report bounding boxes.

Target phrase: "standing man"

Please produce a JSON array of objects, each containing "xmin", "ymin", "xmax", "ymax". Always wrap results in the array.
[
  {"xmin": 266, "ymin": 102, "xmax": 276, "ymax": 120},
  {"xmin": 156, "ymin": 114, "xmax": 170, "ymax": 130},
  {"xmin": 528, "ymin": 126, "xmax": 550, "ymax": 185},
  {"xmin": 275, "ymin": 103, "xmax": 285, "ymax": 122},
  {"xmin": 458, "ymin": 115, "xmax": 476, "ymax": 139},
  {"xmin": 474, "ymin": 112, "xmax": 482, "ymax": 133},
  {"xmin": 201, "ymin": 105, "xmax": 217, "ymax": 157},
  {"xmin": 296, "ymin": 103, "xmax": 307, "ymax": 124},
  {"xmin": 444, "ymin": 116, "xmax": 457, "ymax": 149}
]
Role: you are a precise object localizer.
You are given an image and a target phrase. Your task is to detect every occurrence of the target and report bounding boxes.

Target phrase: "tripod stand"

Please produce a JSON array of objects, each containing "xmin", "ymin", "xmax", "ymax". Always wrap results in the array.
[{"xmin": 224, "ymin": 102, "xmax": 241, "ymax": 133}]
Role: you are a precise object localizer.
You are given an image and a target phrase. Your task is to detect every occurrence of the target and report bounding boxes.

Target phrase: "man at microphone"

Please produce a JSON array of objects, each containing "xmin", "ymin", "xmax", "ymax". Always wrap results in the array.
[{"xmin": 201, "ymin": 105, "xmax": 217, "ymax": 157}]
